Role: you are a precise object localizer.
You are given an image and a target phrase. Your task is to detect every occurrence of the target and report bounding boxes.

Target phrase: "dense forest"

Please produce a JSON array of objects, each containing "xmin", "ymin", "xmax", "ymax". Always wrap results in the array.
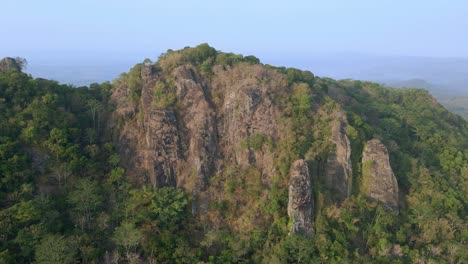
[{"xmin": 0, "ymin": 44, "xmax": 467, "ymax": 263}]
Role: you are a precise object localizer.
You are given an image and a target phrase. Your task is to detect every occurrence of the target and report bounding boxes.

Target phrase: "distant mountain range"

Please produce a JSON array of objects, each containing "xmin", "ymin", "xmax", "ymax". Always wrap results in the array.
[
  {"xmin": 11, "ymin": 51, "xmax": 468, "ymax": 119},
  {"xmin": 439, "ymin": 96, "xmax": 468, "ymax": 120},
  {"xmin": 283, "ymin": 53, "xmax": 468, "ymax": 119},
  {"xmin": 381, "ymin": 78, "xmax": 468, "ymax": 120},
  {"xmin": 289, "ymin": 53, "xmax": 468, "ymax": 96}
]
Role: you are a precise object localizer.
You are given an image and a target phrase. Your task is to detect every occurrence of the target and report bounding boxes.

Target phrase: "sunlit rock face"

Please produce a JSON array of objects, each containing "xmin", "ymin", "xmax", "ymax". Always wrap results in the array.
[
  {"xmin": 361, "ymin": 139, "xmax": 399, "ymax": 211},
  {"xmin": 288, "ymin": 159, "xmax": 314, "ymax": 236}
]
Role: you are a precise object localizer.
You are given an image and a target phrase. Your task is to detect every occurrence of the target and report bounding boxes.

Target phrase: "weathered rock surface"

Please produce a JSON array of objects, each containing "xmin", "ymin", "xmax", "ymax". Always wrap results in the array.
[
  {"xmin": 173, "ymin": 65, "xmax": 217, "ymax": 191},
  {"xmin": 287, "ymin": 160, "xmax": 314, "ymax": 236},
  {"xmin": 111, "ymin": 63, "xmax": 287, "ymax": 193},
  {"xmin": 325, "ymin": 111, "xmax": 352, "ymax": 201},
  {"xmin": 0, "ymin": 57, "xmax": 21, "ymax": 71},
  {"xmin": 361, "ymin": 139, "xmax": 399, "ymax": 210},
  {"xmin": 212, "ymin": 64, "xmax": 286, "ymax": 181},
  {"xmin": 112, "ymin": 65, "xmax": 181, "ymax": 188}
]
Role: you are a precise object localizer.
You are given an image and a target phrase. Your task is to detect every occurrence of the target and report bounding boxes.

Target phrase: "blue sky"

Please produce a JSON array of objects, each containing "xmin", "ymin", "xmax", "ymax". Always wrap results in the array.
[{"xmin": 1, "ymin": 0, "xmax": 467, "ymax": 60}]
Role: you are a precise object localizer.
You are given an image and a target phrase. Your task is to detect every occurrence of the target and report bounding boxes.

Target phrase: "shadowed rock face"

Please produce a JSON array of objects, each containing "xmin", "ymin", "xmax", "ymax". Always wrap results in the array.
[
  {"xmin": 325, "ymin": 111, "xmax": 352, "ymax": 201},
  {"xmin": 0, "ymin": 57, "xmax": 21, "ymax": 72},
  {"xmin": 362, "ymin": 139, "xmax": 399, "ymax": 210},
  {"xmin": 111, "ymin": 65, "xmax": 181, "ymax": 188},
  {"xmin": 287, "ymin": 160, "xmax": 314, "ymax": 236}
]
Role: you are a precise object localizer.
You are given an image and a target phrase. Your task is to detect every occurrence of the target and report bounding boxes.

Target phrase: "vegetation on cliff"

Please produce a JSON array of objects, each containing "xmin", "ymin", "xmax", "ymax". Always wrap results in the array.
[{"xmin": 0, "ymin": 45, "xmax": 467, "ymax": 263}]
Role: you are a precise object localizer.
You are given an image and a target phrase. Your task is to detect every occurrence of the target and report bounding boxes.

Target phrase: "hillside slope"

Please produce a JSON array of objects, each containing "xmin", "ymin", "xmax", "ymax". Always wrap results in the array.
[
  {"xmin": 440, "ymin": 96, "xmax": 468, "ymax": 120},
  {"xmin": 385, "ymin": 78, "xmax": 468, "ymax": 120},
  {"xmin": 0, "ymin": 45, "xmax": 467, "ymax": 263}
]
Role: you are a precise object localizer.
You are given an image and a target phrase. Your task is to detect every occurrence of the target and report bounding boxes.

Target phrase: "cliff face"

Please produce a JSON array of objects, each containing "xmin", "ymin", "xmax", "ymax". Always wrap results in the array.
[
  {"xmin": 110, "ymin": 50, "xmax": 403, "ymax": 220},
  {"xmin": 111, "ymin": 62, "xmax": 287, "ymax": 195},
  {"xmin": 361, "ymin": 139, "xmax": 399, "ymax": 210},
  {"xmin": 111, "ymin": 65, "xmax": 182, "ymax": 188},
  {"xmin": 0, "ymin": 57, "xmax": 21, "ymax": 72},
  {"xmin": 212, "ymin": 64, "xmax": 286, "ymax": 181},
  {"xmin": 287, "ymin": 159, "xmax": 314, "ymax": 236},
  {"xmin": 172, "ymin": 65, "xmax": 217, "ymax": 191},
  {"xmin": 325, "ymin": 111, "xmax": 352, "ymax": 201}
]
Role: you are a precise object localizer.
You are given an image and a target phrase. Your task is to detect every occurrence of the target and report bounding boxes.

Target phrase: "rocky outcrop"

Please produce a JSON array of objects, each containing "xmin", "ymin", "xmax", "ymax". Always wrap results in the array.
[
  {"xmin": 287, "ymin": 160, "xmax": 314, "ymax": 236},
  {"xmin": 0, "ymin": 57, "xmax": 21, "ymax": 71},
  {"xmin": 212, "ymin": 64, "xmax": 287, "ymax": 182},
  {"xmin": 117, "ymin": 108, "xmax": 181, "ymax": 188},
  {"xmin": 325, "ymin": 111, "xmax": 352, "ymax": 201},
  {"xmin": 112, "ymin": 65, "xmax": 181, "ymax": 188},
  {"xmin": 111, "ymin": 63, "xmax": 287, "ymax": 193},
  {"xmin": 173, "ymin": 65, "xmax": 217, "ymax": 191},
  {"xmin": 361, "ymin": 139, "xmax": 399, "ymax": 210}
]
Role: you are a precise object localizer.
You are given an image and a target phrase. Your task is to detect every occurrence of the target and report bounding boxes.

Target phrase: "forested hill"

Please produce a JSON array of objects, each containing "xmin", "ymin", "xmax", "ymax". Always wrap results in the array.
[{"xmin": 0, "ymin": 45, "xmax": 467, "ymax": 263}]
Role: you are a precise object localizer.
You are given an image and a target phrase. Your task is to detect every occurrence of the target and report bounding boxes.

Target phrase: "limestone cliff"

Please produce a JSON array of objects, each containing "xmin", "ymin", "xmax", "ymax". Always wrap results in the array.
[
  {"xmin": 361, "ymin": 139, "xmax": 399, "ymax": 210},
  {"xmin": 287, "ymin": 160, "xmax": 314, "ymax": 236},
  {"xmin": 325, "ymin": 111, "xmax": 352, "ymax": 201}
]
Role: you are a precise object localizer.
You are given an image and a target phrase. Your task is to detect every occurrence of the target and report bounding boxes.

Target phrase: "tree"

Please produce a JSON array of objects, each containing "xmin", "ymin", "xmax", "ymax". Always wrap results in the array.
[
  {"xmin": 67, "ymin": 178, "xmax": 102, "ymax": 230},
  {"xmin": 51, "ymin": 162, "xmax": 72, "ymax": 187},
  {"xmin": 87, "ymin": 99, "xmax": 103, "ymax": 133},
  {"xmin": 14, "ymin": 57, "xmax": 28, "ymax": 71},
  {"xmin": 244, "ymin": 55, "xmax": 260, "ymax": 64},
  {"xmin": 113, "ymin": 221, "xmax": 142, "ymax": 260},
  {"xmin": 35, "ymin": 234, "xmax": 76, "ymax": 264},
  {"xmin": 150, "ymin": 187, "xmax": 188, "ymax": 228}
]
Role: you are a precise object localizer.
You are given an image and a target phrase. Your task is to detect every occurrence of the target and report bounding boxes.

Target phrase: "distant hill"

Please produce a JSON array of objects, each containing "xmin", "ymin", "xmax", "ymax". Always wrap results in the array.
[
  {"xmin": 387, "ymin": 78, "xmax": 435, "ymax": 90},
  {"xmin": 440, "ymin": 96, "xmax": 468, "ymax": 120},
  {"xmin": 279, "ymin": 53, "xmax": 468, "ymax": 97},
  {"xmin": 385, "ymin": 78, "xmax": 443, "ymax": 97},
  {"xmin": 381, "ymin": 78, "xmax": 468, "ymax": 119}
]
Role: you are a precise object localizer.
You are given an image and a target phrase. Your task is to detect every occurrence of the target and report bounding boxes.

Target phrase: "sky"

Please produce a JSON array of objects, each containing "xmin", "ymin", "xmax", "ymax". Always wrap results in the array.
[
  {"xmin": 1, "ymin": 0, "xmax": 468, "ymax": 88},
  {"xmin": 1, "ymin": 0, "xmax": 467, "ymax": 60}
]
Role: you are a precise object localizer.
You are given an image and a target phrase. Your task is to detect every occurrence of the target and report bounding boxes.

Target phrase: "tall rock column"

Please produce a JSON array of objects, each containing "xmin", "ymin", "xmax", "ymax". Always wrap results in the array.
[
  {"xmin": 288, "ymin": 160, "xmax": 314, "ymax": 236},
  {"xmin": 325, "ymin": 111, "xmax": 352, "ymax": 201},
  {"xmin": 361, "ymin": 139, "xmax": 399, "ymax": 210}
]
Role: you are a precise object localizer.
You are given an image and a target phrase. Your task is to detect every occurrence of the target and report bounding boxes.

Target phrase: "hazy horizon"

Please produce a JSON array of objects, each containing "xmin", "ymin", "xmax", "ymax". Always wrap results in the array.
[{"xmin": 9, "ymin": 50, "xmax": 466, "ymax": 98}]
